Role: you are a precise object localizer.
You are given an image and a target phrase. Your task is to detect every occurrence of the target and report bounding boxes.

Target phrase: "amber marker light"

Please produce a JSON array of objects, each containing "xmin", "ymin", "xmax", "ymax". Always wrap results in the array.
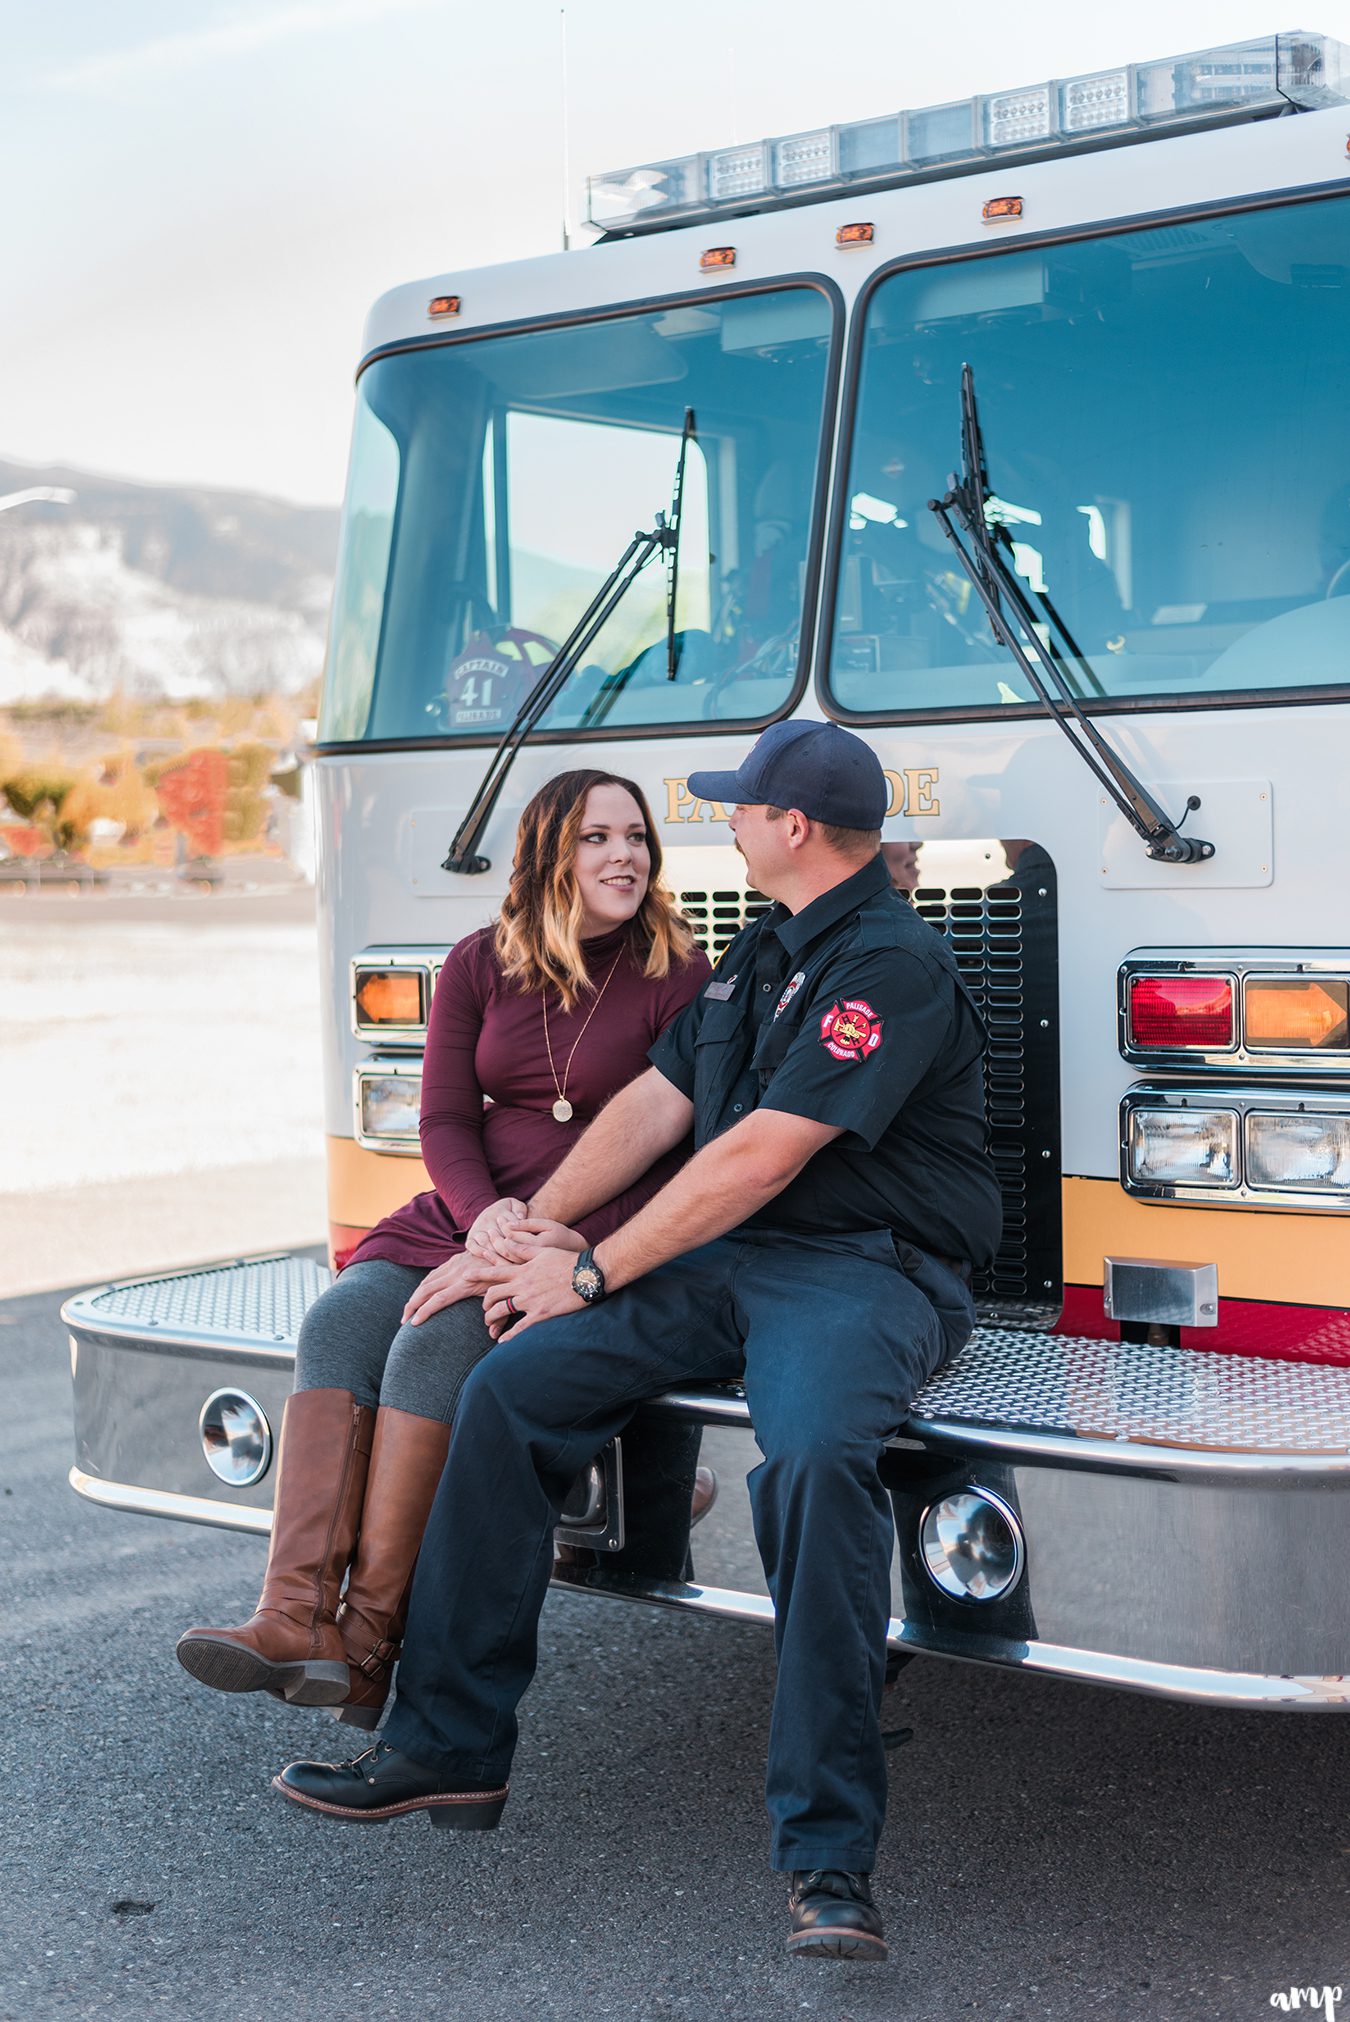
[
  {"xmin": 836, "ymin": 222, "xmax": 875, "ymax": 246},
  {"xmin": 1245, "ymin": 976, "xmax": 1350, "ymax": 1052},
  {"xmin": 982, "ymin": 195, "xmax": 1024, "ymax": 222},
  {"xmin": 428, "ymin": 295, "xmax": 461, "ymax": 318},
  {"xmin": 699, "ymin": 246, "xmax": 736, "ymax": 270},
  {"xmin": 354, "ymin": 969, "xmax": 426, "ymax": 1029}
]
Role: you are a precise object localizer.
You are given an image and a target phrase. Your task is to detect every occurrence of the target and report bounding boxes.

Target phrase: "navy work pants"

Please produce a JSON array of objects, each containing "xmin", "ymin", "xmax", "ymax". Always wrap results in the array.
[{"xmin": 384, "ymin": 1227, "xmax": 974, "ymax": 1873}]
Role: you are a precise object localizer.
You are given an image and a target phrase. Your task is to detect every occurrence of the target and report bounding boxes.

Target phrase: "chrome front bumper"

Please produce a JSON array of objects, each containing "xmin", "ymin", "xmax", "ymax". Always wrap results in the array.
[{"xmin": 65, "ymin": 1255, "xmax": 1350, "ymax": 1709}]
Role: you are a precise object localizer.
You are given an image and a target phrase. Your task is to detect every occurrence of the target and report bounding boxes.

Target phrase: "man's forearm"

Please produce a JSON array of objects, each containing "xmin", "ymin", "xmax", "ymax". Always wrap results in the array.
[
  {"xmin": 530, "ymin": 1069, "xmax": 691, "ymax": 1226},
  {"xmin": 592, "ymin": 1118, "xmax": 822, "ymax": 1292}
]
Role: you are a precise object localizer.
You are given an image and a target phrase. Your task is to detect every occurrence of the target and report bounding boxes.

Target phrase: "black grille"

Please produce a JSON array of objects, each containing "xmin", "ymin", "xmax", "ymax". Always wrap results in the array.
[
  {"xmin": 914, "ymin": 865, "xmax": 1061, "ymax": 1328},
  {"xmin": 679, "ymin": 888, "xmax": 772, "ymax": 959},
  {"xmin": 679, "ymin": 865, "xmax": 1062, "ymax": 1328}
]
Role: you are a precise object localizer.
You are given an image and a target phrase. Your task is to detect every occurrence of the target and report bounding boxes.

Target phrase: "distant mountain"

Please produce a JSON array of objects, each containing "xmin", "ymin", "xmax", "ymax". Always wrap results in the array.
[{"xmin": 0, "ymin": 458, "xmax": 340, "ymax": 705}]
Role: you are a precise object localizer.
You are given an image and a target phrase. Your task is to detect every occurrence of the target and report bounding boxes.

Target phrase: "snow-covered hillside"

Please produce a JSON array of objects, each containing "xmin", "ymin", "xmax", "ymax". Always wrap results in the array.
[{"xmin": 0, "ymin": 457, "xmax": 339, "ymax": 704}]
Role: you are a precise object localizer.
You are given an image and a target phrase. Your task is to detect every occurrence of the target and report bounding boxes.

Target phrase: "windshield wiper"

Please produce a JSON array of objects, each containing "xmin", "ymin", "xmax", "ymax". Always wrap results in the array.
[
  {"xmin": 927, "ymin": 364, "xmax": 1214, "ymax": 866},
  {"xmin": 666, "ymin": 407, "xmax": 696, "ymax": 680},
  {"xmin": 443, "ymin": 509, "xmax": 677, "ymax": 876}
]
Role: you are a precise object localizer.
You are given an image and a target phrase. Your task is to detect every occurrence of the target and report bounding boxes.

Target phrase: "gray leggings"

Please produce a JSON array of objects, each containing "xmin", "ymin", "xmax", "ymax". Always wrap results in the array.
[
  {"xmin": 294, "ymin": 1259, "xmax": 489, "ymax": 1422},
  {"xmin": 293, "ymin": 1257, "xmax": 704, "ymax": 1580}
]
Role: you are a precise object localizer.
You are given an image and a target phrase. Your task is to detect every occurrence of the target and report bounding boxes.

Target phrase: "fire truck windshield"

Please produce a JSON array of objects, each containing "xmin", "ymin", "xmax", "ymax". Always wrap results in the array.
[
  {"xmin": 829, "ymin": 190, "xmax": 1350, "ymax": 719},
  {"xmin": 319, "ymin": 285, "xmax": 836, "ymax": 745}
]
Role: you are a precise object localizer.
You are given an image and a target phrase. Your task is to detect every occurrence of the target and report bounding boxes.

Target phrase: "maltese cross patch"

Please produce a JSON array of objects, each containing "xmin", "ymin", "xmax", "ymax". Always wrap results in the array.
[{"xmin": 819, "ymin": 998, "xmax": 884, "ymax": 1062}]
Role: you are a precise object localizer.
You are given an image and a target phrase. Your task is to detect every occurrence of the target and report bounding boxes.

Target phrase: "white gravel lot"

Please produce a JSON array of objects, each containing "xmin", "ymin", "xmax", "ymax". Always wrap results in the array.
[{"xmin": 1, "ymin": 901, "xmax": 327, "ymax": 1294}]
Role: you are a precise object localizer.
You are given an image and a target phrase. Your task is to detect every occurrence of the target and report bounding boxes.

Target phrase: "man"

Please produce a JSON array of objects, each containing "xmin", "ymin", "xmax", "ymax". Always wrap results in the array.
[
  {"xmin": 881, "ymin": 838, "xmax": 921, "ymax": 896},
  {"xmin": 274, "ymin": 720, "xmax": 1003, "ymax": 1963}
]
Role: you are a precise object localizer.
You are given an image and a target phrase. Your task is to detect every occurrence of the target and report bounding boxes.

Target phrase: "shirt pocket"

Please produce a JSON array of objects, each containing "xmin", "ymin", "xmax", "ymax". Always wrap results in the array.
[{"xmin": 693, "ymin": 996, "xmax": 751, "ymax": 1050}]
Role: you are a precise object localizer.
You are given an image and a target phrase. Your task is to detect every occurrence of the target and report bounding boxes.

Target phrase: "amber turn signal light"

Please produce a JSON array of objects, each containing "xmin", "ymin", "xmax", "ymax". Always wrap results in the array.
[
  {"xmin": 836, "ymin": 222, "xmax": 875, "ymax": 246},
  {"xmin": 1244, "ymin": 977, "xmax": 1349, "ymax": 1051},
  {"xmin": 428, "ymin": 295, "xmax": 461, "ymax": 318},
  {"xmin": 354, "ymin": 969, "xmax": 426, "ymax": 1030},
  {"xmin": 982, "ymin": 195, "xmax": 1024, "ymax": 222},
  {"xmin": 699, "ymin": 246, "xmax": 736, "ymax": 270}
]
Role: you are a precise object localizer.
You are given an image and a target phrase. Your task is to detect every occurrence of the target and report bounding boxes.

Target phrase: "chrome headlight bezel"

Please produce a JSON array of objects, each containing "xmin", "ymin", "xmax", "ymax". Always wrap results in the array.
[
  {"xmin": 1119, "ymin": 950, "xmax": 1350, "ymax": 1076},
  {"xmin": 1121, "ymin": 1083, "xmax": 1350, "ymax": 1211}
]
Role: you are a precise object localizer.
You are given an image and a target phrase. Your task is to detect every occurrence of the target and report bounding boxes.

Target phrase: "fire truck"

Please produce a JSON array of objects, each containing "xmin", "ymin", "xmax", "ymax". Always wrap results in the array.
[{"xmin": 68, "ymin": 31, "xmax": 1350, "ymax": 1708}]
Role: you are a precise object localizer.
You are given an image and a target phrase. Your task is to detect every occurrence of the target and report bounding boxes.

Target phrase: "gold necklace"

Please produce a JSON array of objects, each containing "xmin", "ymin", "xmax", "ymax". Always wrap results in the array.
[{"xmin": 542, "ymin": 948, "xmax": 625, "ymax": 1123}]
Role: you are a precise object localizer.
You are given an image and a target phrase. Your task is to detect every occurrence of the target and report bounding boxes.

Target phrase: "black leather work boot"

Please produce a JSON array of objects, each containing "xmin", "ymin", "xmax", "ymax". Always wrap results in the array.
[
  {"xmin": 272, "ymin": 1738, "xmax": 507, "ymax": 1830},
  {"xmin": 786, "ymin": 1870, "xmax": 887, "ymax": 1961}
]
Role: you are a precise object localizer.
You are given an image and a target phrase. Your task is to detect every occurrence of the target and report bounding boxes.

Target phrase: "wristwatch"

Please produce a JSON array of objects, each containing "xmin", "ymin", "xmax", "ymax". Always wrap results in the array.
[{"xmin": 571, "ymin": 1247, "xmax": 607, "ymax": 1305}]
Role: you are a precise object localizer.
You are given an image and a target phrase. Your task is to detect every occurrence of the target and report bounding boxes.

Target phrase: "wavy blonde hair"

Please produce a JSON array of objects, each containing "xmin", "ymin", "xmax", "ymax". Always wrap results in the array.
[{"xmin": 494, "ymin": 769, "xmax": 697, "ymax": 1010}]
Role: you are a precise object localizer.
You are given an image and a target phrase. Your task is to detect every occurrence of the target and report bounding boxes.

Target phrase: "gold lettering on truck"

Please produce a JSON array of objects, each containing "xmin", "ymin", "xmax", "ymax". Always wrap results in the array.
[
  {"xmin": 662, "ymin": 779, "xmax": 732, "ymax": 823},
  {"xmin": 662, "ymin": 768, "xmax": 942, "ymax": 823}
]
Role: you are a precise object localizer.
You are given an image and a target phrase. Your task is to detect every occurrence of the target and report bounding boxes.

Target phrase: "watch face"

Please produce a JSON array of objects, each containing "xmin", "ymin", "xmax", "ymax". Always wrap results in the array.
[{"xmin": 574, "ymin": 1263, "xmax": 603, "ymax": 1302}]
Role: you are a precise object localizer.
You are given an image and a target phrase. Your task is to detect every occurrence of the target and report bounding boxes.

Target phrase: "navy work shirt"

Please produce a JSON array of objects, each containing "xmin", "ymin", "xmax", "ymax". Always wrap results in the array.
[{"xmin": 649, "ymin": 853, "xmax": 1003, "ymax": 1270}]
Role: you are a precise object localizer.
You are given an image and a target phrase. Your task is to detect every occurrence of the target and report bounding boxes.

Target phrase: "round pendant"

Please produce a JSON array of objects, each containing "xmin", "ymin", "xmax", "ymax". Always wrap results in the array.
[{"xmin": 552, "ymin": 1098, "xmax": 574, "ymax": 1123}]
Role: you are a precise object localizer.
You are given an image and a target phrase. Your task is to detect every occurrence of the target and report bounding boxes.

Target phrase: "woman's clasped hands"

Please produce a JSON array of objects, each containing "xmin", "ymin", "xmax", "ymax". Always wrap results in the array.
[{"xmin": 404, "ymin": 1199, "xmax": 588, "ymax": 1329}]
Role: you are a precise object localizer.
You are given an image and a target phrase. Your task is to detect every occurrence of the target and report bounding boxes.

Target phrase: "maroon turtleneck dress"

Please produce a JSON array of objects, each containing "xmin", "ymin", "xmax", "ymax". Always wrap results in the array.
[{"xmin": 346, "ymin": 923, "xmax": 711, "ymax": 1272}]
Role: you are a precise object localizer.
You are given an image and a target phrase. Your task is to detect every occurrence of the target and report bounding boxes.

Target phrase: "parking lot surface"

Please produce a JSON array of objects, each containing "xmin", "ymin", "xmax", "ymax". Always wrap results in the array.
[{"xmin": 7, "ymin": 1272, "xmax": 1350, "ymax": 2022}]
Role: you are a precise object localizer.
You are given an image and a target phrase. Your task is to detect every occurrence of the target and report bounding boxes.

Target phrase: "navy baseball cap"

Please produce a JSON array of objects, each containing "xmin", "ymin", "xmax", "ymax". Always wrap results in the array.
[{"xmin": 687, "ymin": 720, "xmax": 888, "ymax": 828}]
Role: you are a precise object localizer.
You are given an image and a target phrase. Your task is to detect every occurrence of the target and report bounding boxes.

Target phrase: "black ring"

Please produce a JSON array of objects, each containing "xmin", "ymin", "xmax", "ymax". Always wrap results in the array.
[{"xmin": 505, "ymin": 1296, "xmax": 518, "ymax": 1316}]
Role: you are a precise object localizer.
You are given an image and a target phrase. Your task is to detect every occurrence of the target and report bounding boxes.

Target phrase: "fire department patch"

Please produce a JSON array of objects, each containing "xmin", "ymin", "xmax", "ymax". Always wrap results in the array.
[
  {"xmin": 773, "ymin": 969, "xmax": 806, "ymax": 1020},
  {"xmin": 819, "ymin": 998, "xmax": 884, "ymax": 1062}
]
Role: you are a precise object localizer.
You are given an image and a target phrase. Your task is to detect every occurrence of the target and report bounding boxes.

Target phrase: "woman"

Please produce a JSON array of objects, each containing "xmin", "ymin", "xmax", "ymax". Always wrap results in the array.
[{"xmin": 176, "ymin": 769, "xmax": 711, "ymax": 1726}]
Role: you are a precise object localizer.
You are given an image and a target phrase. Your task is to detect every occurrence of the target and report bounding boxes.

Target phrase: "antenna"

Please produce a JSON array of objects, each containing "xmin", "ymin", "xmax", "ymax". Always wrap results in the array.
[{"xmin": 559, "ymin": 8, "xmax": 572, "ymax": 252}]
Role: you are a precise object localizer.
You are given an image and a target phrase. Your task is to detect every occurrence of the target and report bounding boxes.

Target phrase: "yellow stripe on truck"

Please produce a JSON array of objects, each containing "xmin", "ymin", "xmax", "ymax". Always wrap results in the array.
[
  {"xmin": 1064, "ymin": 1177, "xmax": 1350, "ymax": 1308},
  {"xmin": 326, "ymin": 1145, "xmax": 1349, "ymax": 1311},
  {"xmin": 327, "ymin": 1135, "xmax": 430, "ymax": 1229}
]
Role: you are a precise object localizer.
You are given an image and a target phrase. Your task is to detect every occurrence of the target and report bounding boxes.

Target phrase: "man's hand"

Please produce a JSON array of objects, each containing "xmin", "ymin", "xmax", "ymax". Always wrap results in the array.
[
  {"xmin": 492, "ymin": 1217, "xmax": 586, "ymax": 1265},
  {"xmin": 483, "ymin": 1247, "xmax": 585, "ymax": 1340},
  {"xmin": 464, "ymin": 1197, "xmax": 529, "ymax": 1263},
  {"xmin": 402, "ymin": 1248, "xmax": 513, "ymax": 1327}
]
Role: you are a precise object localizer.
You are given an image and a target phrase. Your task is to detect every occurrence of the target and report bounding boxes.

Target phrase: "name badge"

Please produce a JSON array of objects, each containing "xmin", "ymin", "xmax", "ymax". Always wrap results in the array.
[{"xmin": 705, "ymin": 973, "xmax": 739, "ymax": 1001}]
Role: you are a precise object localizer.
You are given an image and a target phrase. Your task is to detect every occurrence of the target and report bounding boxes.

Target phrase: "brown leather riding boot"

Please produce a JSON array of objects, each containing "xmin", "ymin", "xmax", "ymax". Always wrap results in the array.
[
  {"xmin": 176, "ymin": 1389, "xmax": 375, "ymax": 1705},
  {"xmin": 332, "ymin": 1406, "xmax": 453, "ymax": 1730}
]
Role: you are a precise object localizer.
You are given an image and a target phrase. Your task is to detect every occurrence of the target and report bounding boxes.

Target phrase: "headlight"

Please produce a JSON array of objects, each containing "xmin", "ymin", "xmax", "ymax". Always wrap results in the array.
[
  {"xmin": 1126, "ymin": 1106, "xmax": 1238, "ymax": 1188},
  {"xmin": 1246, "ymin": 1112, "xmax": 1350, "ymax": 1193},
  {"xmin": 354, "ymin": 1061, "xmax": 423, "ymax": 1151}
]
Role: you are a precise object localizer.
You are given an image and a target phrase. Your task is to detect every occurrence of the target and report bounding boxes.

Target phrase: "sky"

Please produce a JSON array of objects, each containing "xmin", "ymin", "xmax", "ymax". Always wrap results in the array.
[{"xmin": 4, "ymin": 0, "xmax": 1348, "ymax": 506}]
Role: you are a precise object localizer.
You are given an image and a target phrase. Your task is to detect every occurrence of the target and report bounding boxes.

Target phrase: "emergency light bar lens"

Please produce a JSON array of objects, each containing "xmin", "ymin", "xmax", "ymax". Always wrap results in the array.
[
  {"xmin": 1128, "ymin": 975, "xmax": 1235, "ymax": 1051},
  {"xmin": 1245, "ymin": 1112, "xmax": 1350, "ymax": 1192},
  {"xmin": 1127, "ymin": 1107, "xmax": 1239, "ymax": 1188},
  {"xmin": 585, "ymin": 33, "xmax": 1350, "ymax": 233},
  {"xmin": 1243, "ymin": 977, "xmax": 1349, "ymax": 1052},
  {"xmin": 774, "ymin": 129, "xmax": 837, "ymax": 188},
  {"xmin": 984, "ymin": 86, "xmax": 1052, "ymax": 148},
  {"xmin": 707, "ymin": 143, "xmax": 769, "ymax": 202},
  {"xmin": 1061, "ymin": 69, "xmax": 1132, "ymax": 132}
]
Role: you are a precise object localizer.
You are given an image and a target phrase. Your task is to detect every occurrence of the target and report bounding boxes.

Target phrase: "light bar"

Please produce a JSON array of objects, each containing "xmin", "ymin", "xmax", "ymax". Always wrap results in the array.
[{"xmin": 587, "ymin": 33, "xmax": 1350, "ymax": 232}]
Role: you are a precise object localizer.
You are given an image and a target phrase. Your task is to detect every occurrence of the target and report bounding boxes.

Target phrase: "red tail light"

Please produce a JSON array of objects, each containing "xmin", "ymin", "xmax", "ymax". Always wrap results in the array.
[{"xmin": 1128, "ymin": 974, "xmax": 1235, "ymax": 1050}]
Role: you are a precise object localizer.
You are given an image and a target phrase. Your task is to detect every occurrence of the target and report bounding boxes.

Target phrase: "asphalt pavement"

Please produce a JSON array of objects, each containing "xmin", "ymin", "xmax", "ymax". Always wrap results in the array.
[{"xmin": 6, "ymin": 1275, "xmax": 1350, "ymax": 2022}]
